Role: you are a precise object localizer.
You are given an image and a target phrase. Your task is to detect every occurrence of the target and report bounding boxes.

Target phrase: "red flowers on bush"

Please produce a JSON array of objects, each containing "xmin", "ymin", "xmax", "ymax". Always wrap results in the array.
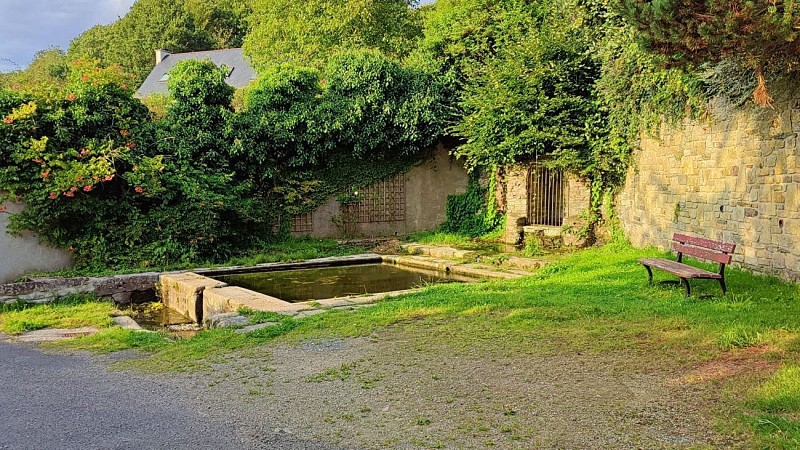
[
  {"xmin": 83, "ymin": 185, "xmax": 93, "ymax": 192},
  {"xmin": 2, "ymin": 117, "xmax": 12, "ymax": 124},
  {"xmin": 134, "ymin": 186, "xmax": 143, "ymax": 193},
  {"xmin": 126, "ymin": 142, "xmax": 136, "ymax": 149},
  {"xmin": 48, "ymin": 192, "xmax": 57, "ymax": 200},
  {"xmin": 65, "ymin": 93, "xmax": 77, "ymax": 102},
  {"xmin": 41, "ymin": 171, "xmax": 50, "ymax": 179}
]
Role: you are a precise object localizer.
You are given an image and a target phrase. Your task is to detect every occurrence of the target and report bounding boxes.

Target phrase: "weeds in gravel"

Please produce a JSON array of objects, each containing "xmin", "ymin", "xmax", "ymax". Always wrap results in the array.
[{"xmin": 307, "ymin": 363, "xmax": 354, "ymax": 383}]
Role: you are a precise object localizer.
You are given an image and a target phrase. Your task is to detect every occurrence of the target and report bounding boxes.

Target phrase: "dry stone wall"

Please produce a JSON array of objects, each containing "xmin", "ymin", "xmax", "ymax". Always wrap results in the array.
[{"xmin": 617, "ymin": 93, "xmax": 800, "ymax": 281}]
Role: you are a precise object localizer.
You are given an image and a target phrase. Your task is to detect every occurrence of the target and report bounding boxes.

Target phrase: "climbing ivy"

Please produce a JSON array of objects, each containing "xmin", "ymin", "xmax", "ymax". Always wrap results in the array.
[{"xmin": 441, "ymin": 170, "xmax": 503, "ymax": 237}]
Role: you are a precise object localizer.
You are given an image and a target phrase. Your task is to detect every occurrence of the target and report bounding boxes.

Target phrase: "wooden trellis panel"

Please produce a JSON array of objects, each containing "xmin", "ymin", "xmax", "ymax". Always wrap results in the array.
[
  {"xmin": 291, "ymin": 212, "xmax": 314, "ymax": 233},
  {"xmin": 353, "ymin": 174, "xmax": 406, "ymax": 223}
]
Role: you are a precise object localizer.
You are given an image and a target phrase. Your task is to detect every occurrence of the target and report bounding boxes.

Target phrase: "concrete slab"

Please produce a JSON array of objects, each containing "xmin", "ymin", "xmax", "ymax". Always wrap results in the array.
[
  {"xmin": 385, "ymin": 256, "xmax": 451, "ymax": 273},
  {"xmin": 15, "ymin": 327, "xmax": 99, "ymax": 343},
  {"xmin": 402, "ymin": 244, "xmax": 477, "ymax": 260},
  {"xmin": 450, "ymin": 264, "xmax": 524, "ymax": 280},
  {"xmin": 295, "ymin": 309, "xmax": 327, "ymax": 319},
  {"xmin": 273, "ymin": 303, "xmax": 316, "ymax": 316},
  {"xmin": 503, "ymin": 256, "xmax": 546, "ymax": 270},
  {"xmin": 346, "ymin": 289, "xmax": 421, "ymax": 305},
  {"xmin": 235, "ymin": 322, "xmax": 278, "ymax": 334},
  {"xmin": 310, "ymin": 298, "xmax": 355, "ymax": 308}
]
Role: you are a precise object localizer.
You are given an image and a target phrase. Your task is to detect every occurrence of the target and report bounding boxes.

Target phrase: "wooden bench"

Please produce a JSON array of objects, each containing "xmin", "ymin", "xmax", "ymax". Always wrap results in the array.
[{"xmin": 638, "ymin": 234, "xmax": 736, "ymax": 297}]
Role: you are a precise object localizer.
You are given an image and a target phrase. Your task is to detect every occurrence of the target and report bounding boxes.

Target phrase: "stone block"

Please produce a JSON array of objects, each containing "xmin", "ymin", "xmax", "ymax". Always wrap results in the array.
[
  {"xmin": 113, "ymin": 316, "xmax": 143, "ymax": 331},
  {"xmin": 159, "ymin": 272, "xmax": 226, "ymax": 324},
  {"xmin": 205, "ymin": 312, "xmax": 250, "ymax": 328},
  {"xmin": 203, "ymin": 286, "xmax": 298, "ymax": 319}
]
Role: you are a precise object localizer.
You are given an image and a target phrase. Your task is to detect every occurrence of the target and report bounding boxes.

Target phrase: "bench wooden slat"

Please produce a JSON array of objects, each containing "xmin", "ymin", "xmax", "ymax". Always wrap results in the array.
[
  {"xmin": 673, "ymin": 233, "xmax": 736, "ymax": 253},
  {"xmin": 672, "ymin": 242, "xmax": 733, "ymax": 265},
  {"xmin": 638, "ymin": 258, "xmax": 722, "ymax": 279}
]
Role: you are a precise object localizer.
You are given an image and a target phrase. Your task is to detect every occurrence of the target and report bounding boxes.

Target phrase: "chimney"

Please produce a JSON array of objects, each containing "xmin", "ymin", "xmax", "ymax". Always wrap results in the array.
[{"xmin": 155, "ymin": 49, "xmax": 170, "ymax": 65}]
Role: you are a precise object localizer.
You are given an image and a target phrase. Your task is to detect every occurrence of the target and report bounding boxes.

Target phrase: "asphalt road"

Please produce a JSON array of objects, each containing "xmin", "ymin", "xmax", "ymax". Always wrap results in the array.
[{"xmin": 0, "ymin": 342, "xmax": 337, "ymax": 450}]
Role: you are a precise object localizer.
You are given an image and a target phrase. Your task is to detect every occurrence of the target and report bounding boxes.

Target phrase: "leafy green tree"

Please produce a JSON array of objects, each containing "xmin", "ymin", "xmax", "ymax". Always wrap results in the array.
[
  {"xmin": 68, "ymin": 0, "xmax": 251, "ymax": 83},
  {"xmin": 408, "ymin": 0, "xmax": 540, "ymax": 104},
  {"xmin": 618, "ymin": 0, "xmax": 800, "ymax": 105},
  {"xmin": 160, "ymin": 60, "xmax": 234, "ymax": 166},
  {"xmin": 0, "ymin": 48, "xmax": 69, "ymax": 93},
  {"xmin": 185, "ymin": 0, "xmax": 253, "ymax": 48},
  {"xmin": 243, "ymin": 0, "xmax": 422, "ymax": 71},
  {"xmin": 322, "ymin": 50, "xmax": 446, "ymax": 159},
  {"xmin": 230, "ymin": 65, "xmax": 324, "ymax": 184}
]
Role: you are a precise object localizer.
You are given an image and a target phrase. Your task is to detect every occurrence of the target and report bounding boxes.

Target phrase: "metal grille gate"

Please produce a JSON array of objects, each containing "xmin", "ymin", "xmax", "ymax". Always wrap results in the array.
[{"xmin": 528, "ymin": 164, "xmax": 567, "ymax": 226}]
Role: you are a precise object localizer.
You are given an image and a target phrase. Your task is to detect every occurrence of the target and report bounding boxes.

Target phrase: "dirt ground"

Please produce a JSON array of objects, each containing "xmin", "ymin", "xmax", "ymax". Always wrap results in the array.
[{"xmin": 149, "ymin": 327, "xmax": 762, "ymax": 449}]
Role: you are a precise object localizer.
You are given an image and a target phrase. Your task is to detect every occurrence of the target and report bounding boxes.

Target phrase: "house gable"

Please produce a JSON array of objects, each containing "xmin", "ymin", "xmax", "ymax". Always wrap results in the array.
[{"xmin": 135, "ymin": 48, "xmax": 256, "ymax": 98}]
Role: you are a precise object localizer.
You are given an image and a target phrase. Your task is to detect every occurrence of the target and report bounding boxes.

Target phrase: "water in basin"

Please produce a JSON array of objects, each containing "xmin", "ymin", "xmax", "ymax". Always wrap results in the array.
[{"xmin": 216, "ymin": 263, "xmax": 464, "ymax": 302}]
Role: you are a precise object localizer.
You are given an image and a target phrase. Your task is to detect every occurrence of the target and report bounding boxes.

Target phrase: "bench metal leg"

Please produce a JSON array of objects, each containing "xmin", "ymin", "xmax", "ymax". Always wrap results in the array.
[
  {"xmin": 718, "ymin": 277, "xmax": 727, "ymax": 295},
  {"xmin": 644, "ymin": 265, "xmax": 653, "ymax": 284},
  {"xmin": 680, "ymin": 278, "xmax": 691, "ymax": 297}
]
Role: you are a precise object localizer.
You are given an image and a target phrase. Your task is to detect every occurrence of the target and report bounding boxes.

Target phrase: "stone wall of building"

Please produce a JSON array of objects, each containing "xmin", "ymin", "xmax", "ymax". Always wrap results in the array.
[
  {"xmin": 617, "ymin": 94, "xmax": 800, "ymax": 281},
  {"xmin": 1, "ymin": 202, "xmax": 73, "ymax": 283},
  {"xmin": 503, "ymin": 163, "xmax": 591, "ymax": 244},
  {"xmin": 295, "ymin": 145, "xmax": 470, "ymax": 239}
]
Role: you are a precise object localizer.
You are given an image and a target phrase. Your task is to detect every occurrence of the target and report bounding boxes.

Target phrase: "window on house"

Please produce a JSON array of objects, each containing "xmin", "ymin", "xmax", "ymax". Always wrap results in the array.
[
  {"xmin": 528, "ymin": 163, "xmax": 566, "ymax": 226},
  {"xmin": 352, "ymin": 174, "xmax": 406, "ymax": 223}
]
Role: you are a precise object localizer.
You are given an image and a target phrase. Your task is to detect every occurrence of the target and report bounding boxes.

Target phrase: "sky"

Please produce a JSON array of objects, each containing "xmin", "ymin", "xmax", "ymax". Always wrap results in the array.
[
  {"xmin": 0, "ymin": 0, "xmax": 436, "ymax": 72},
  {"xmin": 0, "ymin": 0, "xmax": 136, "ymax": 72}
]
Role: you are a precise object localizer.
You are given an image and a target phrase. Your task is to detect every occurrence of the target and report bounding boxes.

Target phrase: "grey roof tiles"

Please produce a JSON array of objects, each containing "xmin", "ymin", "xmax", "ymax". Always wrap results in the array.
[{"xmin": 136, "ymin": 48, "xmax": 256, "ymax": 97}]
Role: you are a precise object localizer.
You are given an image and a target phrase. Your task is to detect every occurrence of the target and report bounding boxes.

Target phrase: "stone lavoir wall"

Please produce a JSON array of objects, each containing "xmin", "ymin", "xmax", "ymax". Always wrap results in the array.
[
  {"xmin": 503, "ymin": 163, "xmax": 591, "ymax": 244},
  {"xmin": 617, "ymin": 93, "xmax": 800, "ymax": 281}
]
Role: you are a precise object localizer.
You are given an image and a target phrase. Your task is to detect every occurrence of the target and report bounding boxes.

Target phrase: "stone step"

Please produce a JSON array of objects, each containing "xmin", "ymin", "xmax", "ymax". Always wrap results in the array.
[{"xmin": 401, "ymin": 244, "xmax": 478, "ymax": 260}]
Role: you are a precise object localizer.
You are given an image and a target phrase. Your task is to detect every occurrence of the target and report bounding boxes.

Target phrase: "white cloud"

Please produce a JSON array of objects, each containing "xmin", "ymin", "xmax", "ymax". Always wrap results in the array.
[{"xmin": 0, "ymin": 0, "xmax": 135, "ymax": 70}]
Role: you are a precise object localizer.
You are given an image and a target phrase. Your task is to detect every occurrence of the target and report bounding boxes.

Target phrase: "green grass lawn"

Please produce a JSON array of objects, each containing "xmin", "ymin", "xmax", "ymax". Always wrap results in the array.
[
  {"xmin": 0, "ymin": 295, "xmax": 116, "ymax": 334},
  {"xmin": 5, "ymin": 242, "xmax": 800, "ymax": 447}
]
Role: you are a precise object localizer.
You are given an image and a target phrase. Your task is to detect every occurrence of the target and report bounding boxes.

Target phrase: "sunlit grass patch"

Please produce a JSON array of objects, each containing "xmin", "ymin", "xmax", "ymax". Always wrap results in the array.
[
  {"xmin": 47, "ymin": 327, "xmax": 169, "ymax": 354},
  {"xmin": 0, "ymin": 295, "xmax": 115, "ymax": 334},
  {"xmin": 753, "ymin": 366, "xmax": 800, "ymax": 413}
]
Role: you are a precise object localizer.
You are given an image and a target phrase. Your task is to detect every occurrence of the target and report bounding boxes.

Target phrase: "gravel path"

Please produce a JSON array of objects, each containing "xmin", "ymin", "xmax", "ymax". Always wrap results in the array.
[
  {"xmin": 0, "ymin": 342, "xmax": 337, "ymax": 450},
  {"xmin": 1, "ymin": 328, "xmax": 751, "ymax": 449}
]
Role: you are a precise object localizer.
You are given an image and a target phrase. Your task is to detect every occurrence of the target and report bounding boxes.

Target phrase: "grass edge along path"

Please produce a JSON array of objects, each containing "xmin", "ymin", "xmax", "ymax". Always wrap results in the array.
[{"xmin": 8, "ymin": 242, "xmax": 800, "ymax": 448}]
